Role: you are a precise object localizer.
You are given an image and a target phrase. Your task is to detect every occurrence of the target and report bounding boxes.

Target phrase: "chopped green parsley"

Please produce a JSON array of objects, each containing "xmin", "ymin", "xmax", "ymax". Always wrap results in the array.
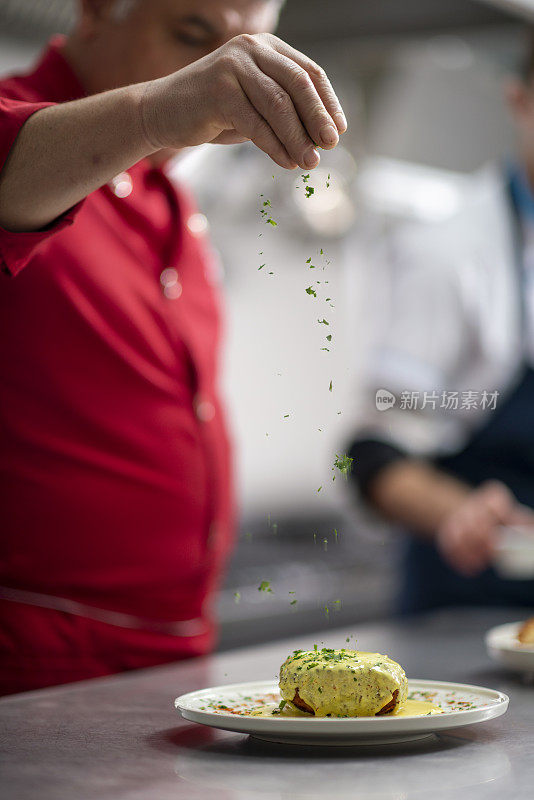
[{"xmin": 333, "ymin": 453, "xmax": 353, "ymax": 477}]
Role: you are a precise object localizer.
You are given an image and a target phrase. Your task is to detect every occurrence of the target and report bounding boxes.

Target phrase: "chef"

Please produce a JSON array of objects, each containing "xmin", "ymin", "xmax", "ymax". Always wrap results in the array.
[
  {"xmin": 0, "ymin": 0, "xmax": 346, "ymax": 694},
  {"xmin": 348, "ymin": 29, "xmax": 534, "ymax": 613}
]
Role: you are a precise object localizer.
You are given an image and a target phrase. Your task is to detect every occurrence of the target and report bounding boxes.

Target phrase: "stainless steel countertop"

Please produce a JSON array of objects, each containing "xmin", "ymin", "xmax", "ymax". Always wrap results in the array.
[{"xmin": 1, "ymin": 607, "xmax": 533, "ymax": 800}]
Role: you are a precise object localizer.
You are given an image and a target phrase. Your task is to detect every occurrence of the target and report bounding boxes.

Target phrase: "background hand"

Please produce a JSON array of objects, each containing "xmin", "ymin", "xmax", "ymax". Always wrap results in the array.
[{"xmin": 435, "ymin": 480, "xmax": 534, "ymax": 576}]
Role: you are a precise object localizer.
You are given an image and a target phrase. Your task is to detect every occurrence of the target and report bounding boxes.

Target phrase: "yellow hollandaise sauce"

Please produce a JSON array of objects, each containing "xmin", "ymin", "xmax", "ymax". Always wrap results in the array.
[
  {"xmin": 249, "ymin": 698, "xmax": 443, "ymax": 718},
  {"xmin": 278, "ymin": 648, "xmax": 412, "ymax": 717}
]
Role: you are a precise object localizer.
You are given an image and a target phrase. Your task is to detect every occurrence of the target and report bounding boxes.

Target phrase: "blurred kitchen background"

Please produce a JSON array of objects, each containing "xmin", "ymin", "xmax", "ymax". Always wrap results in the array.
[{"xmin": 1, "ymin": 0, "xmax": 529, "ymax": 647}]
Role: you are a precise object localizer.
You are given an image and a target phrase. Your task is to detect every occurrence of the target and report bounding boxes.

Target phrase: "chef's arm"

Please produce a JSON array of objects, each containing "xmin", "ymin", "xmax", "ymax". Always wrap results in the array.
[
  {"xmin": 362, "ymin": 456, "xmax": 470, "ymax": 536},
  {"xmin": 0, "ymin": 87, "xmax": 155, "ymax": 232},
  {"xmin": 0, "ymin": 33, "xmax": 345, "ymax": 233},
  {"xmin": 350, "ymin": 439, "xmax": 534, "ymax": 575}
]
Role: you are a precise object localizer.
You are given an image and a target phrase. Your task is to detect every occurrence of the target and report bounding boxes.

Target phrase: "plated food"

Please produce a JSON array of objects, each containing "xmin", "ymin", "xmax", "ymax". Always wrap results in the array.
[
  {"xmin": 486, "ymin": 619, "xmax": 534, "ymax": 674},
  {"xmin": 175, "ymin": 645, "xmax": 508, "ymax": 745},
  {"xmin": 277, "ymin": 648, "xmax": 411, "ymax": 717},
  {"xmin": 517, "ymin": 617, "xmax": 534, "ymax": 645}
]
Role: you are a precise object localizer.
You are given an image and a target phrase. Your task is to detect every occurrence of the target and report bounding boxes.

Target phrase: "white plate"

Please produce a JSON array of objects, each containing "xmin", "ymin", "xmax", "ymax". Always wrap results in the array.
[
  {"xmin": 175, "ymin": 678, "xmax": 508, "ymax": 746},
  {"xmin": 485, "ymin": 621, "xmax": 534, "ymax": 674}
]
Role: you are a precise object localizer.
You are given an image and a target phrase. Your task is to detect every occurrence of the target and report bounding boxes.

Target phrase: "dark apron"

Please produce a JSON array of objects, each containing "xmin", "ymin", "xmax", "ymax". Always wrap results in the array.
[{"xmin": 399, "ymin": 172, "xmax": 534, "ymax": 614}]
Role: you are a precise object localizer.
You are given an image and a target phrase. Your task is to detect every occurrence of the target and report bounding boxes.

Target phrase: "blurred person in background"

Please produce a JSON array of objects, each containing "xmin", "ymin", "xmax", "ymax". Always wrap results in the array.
[
  {"xmin": 0, "ymin": 0, "xmax": 346, "ymax": 694},
  {"xmin": 348, "ymin": 28, "xmax": 534, "ymax": 614}
]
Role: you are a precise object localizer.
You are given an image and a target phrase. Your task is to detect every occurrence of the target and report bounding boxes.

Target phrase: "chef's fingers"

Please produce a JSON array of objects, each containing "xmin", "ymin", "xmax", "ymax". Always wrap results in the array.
[
  {"xmin": 439, "ymin": 516, "xmax": 492, "ymax": 576},
  {"xmin": 477, "ymin": 480, "xmax": 515, "ymax": 522},
  {"xmin": 238, "ymin": 65, "xmax": 318, "ymax": 170},
  {"xmin": 227, "ymin": 86, "xmax": 297, "ymax": 169},
  {"xmin": 257, "ymin": 34, "xmax": 347, "ymax": 136},
  {"xmin": 458, "ymin": 505, "xmax": 498, "ymax": 564},
  {"xmin": 253, "ymin": 47, "xmax": 339, "ymax": 152}
]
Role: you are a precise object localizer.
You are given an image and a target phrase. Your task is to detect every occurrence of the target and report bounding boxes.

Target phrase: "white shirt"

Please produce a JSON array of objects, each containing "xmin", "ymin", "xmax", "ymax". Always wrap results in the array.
[{"xmin": 353, "ymin": 164, "xmax": 528, "ymax": 458}]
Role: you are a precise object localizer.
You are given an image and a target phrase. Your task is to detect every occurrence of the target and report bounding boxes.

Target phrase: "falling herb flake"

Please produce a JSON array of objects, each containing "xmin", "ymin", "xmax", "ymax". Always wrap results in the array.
[
  {"xmin": 317, "ymin": 485, "xmax": 322, "ymax": 492},
  {"xmin": 234, "ymin": 591, "xmax": 241, "ymax": 604},
  {"xmin": 290, "ymin": 599, "xmax": 297, "ymax": 606},
  {"xmin": 306, "ymin": 286, "xmax": 317, "ymax": 297},
  {"xmin": 317, "ymin": 318, "xmax": 329, "ymax": 326},
  {"xmin": 333, "ymin": 453, "xmax": 354, "ymax": 477},
  {"xmin": 321, "ymin": 347, "xmax": 330, "ymax": 352},
  {"xmin": 329, "ymin": 380, "xmax": 333, "ymax": 392},
  {"xmin": 326, "ymin": 334, "xmax": 332, "ymax": 342},
  {"xmin": 258, "ymin": 264, "xmax": 265, "ymax": 270},
  {"xmin": 283, "ymin": 414, "xmax": 290, "ymax": 419},
  {"xmin": 259, "ymin": 197, "xmax": 277, "ymax": 227},
  {"xmin": 305, "ymin": 186, "xmax": 315, "ymax": 199},
  {"xmin": 326, "ymin": 173, "xmax": 331, "ymax": 188},
  {"xmin": 258, "ymin": 580, "xmax": 273, "ymax": 593},
  {"xmin": 302, "ymin": 173, "xmax": 310, "ymax": 183}
]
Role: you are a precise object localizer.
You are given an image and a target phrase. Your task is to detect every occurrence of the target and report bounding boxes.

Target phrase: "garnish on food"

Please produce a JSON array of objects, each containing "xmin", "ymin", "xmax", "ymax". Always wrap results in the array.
[{"xmin": 279, "ymin": 648, "xmax": 409, "ymax": 717}]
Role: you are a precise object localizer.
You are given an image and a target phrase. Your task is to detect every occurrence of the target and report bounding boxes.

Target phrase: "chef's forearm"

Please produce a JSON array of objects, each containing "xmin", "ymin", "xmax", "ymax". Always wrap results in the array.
[
  {"xmin": 366, "ymin": 459, "xmax": 471, "ymax": 537},
  {"xmin": 0, "ymin": 82, "xmax": 157, "ymax": 232}
]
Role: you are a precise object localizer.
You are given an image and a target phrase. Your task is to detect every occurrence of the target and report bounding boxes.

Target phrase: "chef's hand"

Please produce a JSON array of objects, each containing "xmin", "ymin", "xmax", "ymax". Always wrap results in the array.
[
  {"xmin": 435, "ymin": 480, "xmax": 534, "ymax": 576},
  {"xmin": 141, "ymin": 33, "xmax": 346, "ymax": 171}
]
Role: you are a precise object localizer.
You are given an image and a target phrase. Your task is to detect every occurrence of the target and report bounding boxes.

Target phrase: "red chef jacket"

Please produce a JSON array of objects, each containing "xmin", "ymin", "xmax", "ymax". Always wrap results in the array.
[{"xmin": 0, "ymin": 38, "xmax": 235, "ymax": 695}]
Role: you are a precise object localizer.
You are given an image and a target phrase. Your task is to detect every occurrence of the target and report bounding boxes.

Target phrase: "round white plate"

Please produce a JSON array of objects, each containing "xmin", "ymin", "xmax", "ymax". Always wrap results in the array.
[
  {"xmin": 175, "ymin": 678, "xmax": 508, "ymax": 746},
  {"xmin": 485, "ymin": 621, "xmax": 534, "ymax": 674}
]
